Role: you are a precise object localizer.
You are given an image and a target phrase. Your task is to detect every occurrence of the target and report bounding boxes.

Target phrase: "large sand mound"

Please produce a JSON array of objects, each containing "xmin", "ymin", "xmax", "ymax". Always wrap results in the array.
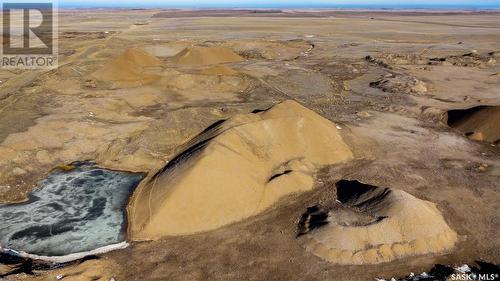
[
  {"xmin": 172, "ymin": 46, "xmax": 244, "ymax": 65},
  {"xmin": 447, "ymin": 106, "xmax": 500, "ymax": 144},
  {"xmin": 298, "ymin": 180, "xmax": 457, "ymax": 265},
  {"xmin": 129, "ymin": 100, "xmax": 353, "ymax": 239},
  {"xmin": 93, "ymin": 48, "xmax": 162, "ymax": 87}
]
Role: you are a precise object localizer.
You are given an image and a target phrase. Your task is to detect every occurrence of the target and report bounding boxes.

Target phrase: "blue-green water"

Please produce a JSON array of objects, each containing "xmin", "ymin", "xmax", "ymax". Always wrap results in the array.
[{"xmin": 0, "ymin": 162, "xmax": 144, "ymax": 257}]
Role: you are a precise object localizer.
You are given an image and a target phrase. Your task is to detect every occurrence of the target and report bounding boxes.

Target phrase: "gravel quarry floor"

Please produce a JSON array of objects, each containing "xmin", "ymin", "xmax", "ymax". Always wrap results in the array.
[{"xmin": 0, "ymin": 9, "xmax": 499, "ymax": 281}]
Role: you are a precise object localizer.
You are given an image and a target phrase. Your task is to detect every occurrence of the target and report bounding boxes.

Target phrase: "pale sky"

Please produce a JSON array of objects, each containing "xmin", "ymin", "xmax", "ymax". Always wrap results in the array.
[{"xmin": 59, "ymin": 0, "xmax": 500, "ymax": 8}]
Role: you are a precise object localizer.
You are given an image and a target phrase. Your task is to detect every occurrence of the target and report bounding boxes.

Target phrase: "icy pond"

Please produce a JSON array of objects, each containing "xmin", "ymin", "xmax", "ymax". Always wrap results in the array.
[{"xmin": 0, "ymin": 162, "xmax": 144, "ymax": 258}]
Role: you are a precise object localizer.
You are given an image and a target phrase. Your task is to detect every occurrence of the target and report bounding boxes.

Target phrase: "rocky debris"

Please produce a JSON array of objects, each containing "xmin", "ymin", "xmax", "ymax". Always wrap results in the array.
[
  {"xmin": 314, "ymin": 61, "xmax": 365, "ymax": 81},
  {"xmin": 230, "ymin": 39, "xmax": 313, "ymax": 60},
  {"xmin": 237, "ymin": 49, "xmax": 268, "ymax": 60},
  {"xmin": 366, "ymin": 53, "xmax": 428, "ymax": 67},
  {"xmin": 420, "ymin": 107, "xmax": 447, "ymax": 124},
  {"xmin": 365, "ymin": 55, "xmax": 391, "ymax": 68},
  {"xmin": 428, "ymin": 51, "xmax": 498, "ymax": 67},
  {"xmin": 365, "ymin": 51, "xmax": 498, "ymax": 68},
  {"xmin": 369, "ymin": 74, "xmax": 427, "ymax": 95}
]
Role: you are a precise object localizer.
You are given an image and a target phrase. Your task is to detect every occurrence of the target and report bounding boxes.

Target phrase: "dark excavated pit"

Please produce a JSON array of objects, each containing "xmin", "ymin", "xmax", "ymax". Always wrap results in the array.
[
  {"xmin": 297, "ymin": 180, "xmax": 389, "ymax": 236},
  {"xmin": 447, "ymin": 106, "xmax": 489, "ymax": 128},
  {"xmin": 336, "ymin": 179, "xmax": 392, "ymax": 212},
  {"xmin": 446, "ymin": 105, "xmax": 500, "ymax": 144},
  {"xmin": 297, "ymin": 205, "xmax": 329, "ymax": 237},
  {"xmin": 0, "ymin": 162, "xmax": 144, "ymax": 260}
]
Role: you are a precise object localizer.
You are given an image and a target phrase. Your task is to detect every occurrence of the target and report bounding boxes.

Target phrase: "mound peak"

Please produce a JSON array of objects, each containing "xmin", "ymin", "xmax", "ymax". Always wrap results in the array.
[
  {"xmin": 92, "ymin": 48, "xmax": 162, "ymax": 86},
  {"xmin": 120, "ymin": 48, "xmax": 162, "ymax": 67},
  {"xmin": 172, "ymin": 46, "xmax": 244, "ymax": 65},
  {"xmin": 298, "ymin": 180, "xmax": 458, "ymax": 265},
  {"xmin": 128, "ymin": 100, "xmax": 353, "ymax": 239}
]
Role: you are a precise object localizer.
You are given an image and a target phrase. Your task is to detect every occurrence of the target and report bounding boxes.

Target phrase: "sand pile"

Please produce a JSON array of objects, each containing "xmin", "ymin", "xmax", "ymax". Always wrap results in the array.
[
  {"xmin": 447, "ymin": 106, "xmax": 500, "ymax": 144},
  {"xmin": 298, "ymin": 180, "xmax": 457, "ymax": 265},
  {"xmin": 92, "ymin": 48, "xmax": 162, "ymax": 87},
  {"xmin": 157, "ymin": 71, "xmax": 248, "ymax": 102},
  {"xmin": 172, "ymin": 46, "xmax": 244, "ymax": 65},
  {"xmin": 129, "ymin": 100, "xmax": 353, "ymax": 239}
]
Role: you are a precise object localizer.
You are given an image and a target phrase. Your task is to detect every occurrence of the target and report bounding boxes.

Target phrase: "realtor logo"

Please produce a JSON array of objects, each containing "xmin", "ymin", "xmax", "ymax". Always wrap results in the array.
[{"xmin": 1, "ymin": 1, "xmax": 58, "ymax": 69}]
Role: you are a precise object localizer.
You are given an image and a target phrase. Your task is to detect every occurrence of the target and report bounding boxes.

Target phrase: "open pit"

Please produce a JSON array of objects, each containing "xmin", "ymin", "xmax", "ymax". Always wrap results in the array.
[{"xmin": 446, "ymin": 106, "xmax": 500, "ymax": 144}]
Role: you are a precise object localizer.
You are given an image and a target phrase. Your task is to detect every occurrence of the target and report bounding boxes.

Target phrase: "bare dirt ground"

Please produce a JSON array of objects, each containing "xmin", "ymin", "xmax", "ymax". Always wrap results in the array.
[{"xmin": 0, "ymin": 9, "xmax": 499, "ymax": 281}]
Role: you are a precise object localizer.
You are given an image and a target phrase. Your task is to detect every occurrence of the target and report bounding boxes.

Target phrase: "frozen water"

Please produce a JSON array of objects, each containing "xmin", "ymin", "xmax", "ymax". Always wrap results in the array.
[{"xmin": 0, "ymin": 162, "xmax": 144, "ymax": 256}]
